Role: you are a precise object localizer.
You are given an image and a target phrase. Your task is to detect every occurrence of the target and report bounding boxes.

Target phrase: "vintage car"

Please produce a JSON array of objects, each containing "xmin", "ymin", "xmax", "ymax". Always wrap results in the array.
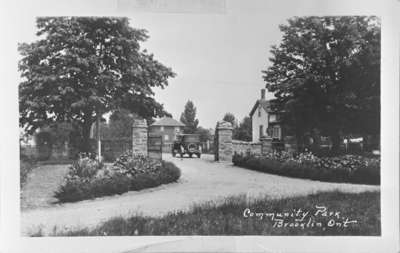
[{"xmin": 172, "ymin": 134, "xmax": 202, "ymax": 158}]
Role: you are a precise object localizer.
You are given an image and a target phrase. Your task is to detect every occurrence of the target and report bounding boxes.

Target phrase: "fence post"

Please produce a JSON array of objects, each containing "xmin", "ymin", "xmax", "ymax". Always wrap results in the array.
[
  {"xmin": 214, "ymin": 121, "xmax": 233, "ymax": 162},
  {"xmin": 132, "ymin": 119, "xmax": 148, "ymax": 156}
]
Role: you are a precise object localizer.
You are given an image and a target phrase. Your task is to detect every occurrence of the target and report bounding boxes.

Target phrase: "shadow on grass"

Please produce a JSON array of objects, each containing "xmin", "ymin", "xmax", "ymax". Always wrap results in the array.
[{"xmin": 31, "ymin": 190, "xmax": 380, "ymax": 236}]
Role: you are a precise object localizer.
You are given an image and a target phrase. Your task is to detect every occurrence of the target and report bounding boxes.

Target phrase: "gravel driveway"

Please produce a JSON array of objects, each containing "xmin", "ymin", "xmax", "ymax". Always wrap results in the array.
[{"xmin": 21, "ymin": 154, "xmax": 379, "ymax": 235}]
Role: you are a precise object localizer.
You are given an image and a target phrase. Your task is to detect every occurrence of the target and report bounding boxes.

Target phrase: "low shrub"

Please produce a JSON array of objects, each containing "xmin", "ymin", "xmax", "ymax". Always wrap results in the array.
[
  {"xmin": 55, "ymin": 152, "xmax": 181, "ymax": 203},
  {"xmin": 232, "ymin": 151, "xmax": 380, "ymax": 185}
]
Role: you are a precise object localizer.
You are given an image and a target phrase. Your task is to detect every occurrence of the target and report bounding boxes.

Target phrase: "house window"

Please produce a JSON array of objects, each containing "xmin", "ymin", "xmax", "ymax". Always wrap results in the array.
[
  {"xmin": 272, "ymin": 126, "xmax": 281, "ymax": 139},
  {"xmin": 175, "ymin": 127, "xmax": 180, "ymax": 133},
  {"xmin": 164, "ymin": 135, "xmax": 169, "ymax": 141},
  {"xmin": 258, "ymin": 106, "xmax": 261, "ymax": 117},
  {"xmin": 160, "ymin": 126, "xmax": 164, "ymax": 131},
  {"xmin": 259, "ymin": 125, "xmax": 264, "ymax": 138}
]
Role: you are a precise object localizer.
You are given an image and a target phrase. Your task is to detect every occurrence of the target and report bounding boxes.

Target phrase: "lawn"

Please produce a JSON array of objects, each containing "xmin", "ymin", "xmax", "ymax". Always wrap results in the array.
[
  {"xmin": 31, "ymin": 191, "xmax": 380, "ymax": 236},
  {"xmin": 21, "ymin": 164, "xmax": 70, "ymax": 210}
]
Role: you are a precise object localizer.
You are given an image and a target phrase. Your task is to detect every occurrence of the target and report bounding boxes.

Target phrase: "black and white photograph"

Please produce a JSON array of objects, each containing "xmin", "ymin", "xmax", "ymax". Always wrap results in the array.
[{"xmin": 0, "ymin": 0, "xmax": 399, "ymax": 252}]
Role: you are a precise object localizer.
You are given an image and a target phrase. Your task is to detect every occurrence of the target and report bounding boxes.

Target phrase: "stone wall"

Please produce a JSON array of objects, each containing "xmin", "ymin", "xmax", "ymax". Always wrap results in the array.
[
  {"xmin": 232, "ymin": 140, "xmax": 262, "ymax": 156},
  {"xmin": 214, "ymin": 121, "xmax": 300, "ymax": 162}
]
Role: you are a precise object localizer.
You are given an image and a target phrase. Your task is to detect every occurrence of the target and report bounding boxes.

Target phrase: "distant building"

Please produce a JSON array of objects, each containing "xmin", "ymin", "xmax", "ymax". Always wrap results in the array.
[
  {"xmin": 249, "ymin": 89, "xmax": 282, "ymax": 142},
  {"xmin": 149, "ymin": 117, "xmax": 185, "ymax": 146}
]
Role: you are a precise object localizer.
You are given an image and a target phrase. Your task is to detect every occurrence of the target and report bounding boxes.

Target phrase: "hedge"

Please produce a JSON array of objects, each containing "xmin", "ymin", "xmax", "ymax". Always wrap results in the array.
[
  {"xmin": 55, "ymin": 152, "xmax": 181, "ymax": 203},
  {"xmin": 232, "ymin": 152, "xmax": 380, "ymax": 185}
]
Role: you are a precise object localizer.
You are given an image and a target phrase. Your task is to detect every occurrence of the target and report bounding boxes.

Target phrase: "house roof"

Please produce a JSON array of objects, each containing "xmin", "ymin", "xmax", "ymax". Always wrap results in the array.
[
  {"xmin": 249, "ymin": 99, "xmax": 277, "ymax": 116},
  {"xmin": 150, "ymin": 117, "xmax": 185, "ymax": 127}
]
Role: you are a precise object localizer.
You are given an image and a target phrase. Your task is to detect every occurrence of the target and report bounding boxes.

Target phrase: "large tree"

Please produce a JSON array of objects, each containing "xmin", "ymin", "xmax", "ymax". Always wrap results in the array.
[
  {"xmin": 195, "ymin": 126, "xmax": 213, "ymax": 143},
  {"xmin": 19, "ymin": 17, "xmax": 175, "ymax": 152},
  {"xmin": 233, "ymin": 116, "xmax": 252, "ymax": 142},
  {"xmin": 180, "ymin": 100, "xmax": 199, "ymax": 134},
  {"xmin": 262, "ymin": 16, "xmax": 380, "ymax": 150},
  {"xmin": 95, "ymin": 109, "xmax": 137, "ymax": 139}
]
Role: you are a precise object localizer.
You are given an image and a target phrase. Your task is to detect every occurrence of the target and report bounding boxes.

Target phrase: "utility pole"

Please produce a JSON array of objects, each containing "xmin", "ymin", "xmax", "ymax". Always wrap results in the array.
[{"xmin": 96, "ymin": 113, "xmax": 101, "ymax": 161}]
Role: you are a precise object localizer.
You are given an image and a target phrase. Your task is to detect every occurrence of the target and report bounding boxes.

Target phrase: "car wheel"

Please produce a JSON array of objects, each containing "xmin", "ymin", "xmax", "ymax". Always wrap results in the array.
[
  {"xmin": 180, "ymin": 153, "xmax": 184, "ymax": 158},
  {"xmin": 172, "ymin": 152, "xmax": 176, "ymax": 157},
  {"xmin": 197, "ymin": 153, "xmax": 201, "ymax": 158},
  {"xmin": 189, "ymin": 153, "xmax": 193, "ymax": 158}
]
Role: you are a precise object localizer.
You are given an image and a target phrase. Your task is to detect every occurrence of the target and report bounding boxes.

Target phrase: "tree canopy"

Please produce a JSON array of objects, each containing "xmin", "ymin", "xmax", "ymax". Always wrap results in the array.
[
  {"xmin": 180, "ymin": 100, "xmax": 199, "ymax": 134},
  {"xmin": 262, "ymin": 16, "xmax": 380, "ymax": 149},
  {"xmin": 195, "ymin": 126, "xmax": 213, "ymax": 143},
  {"xmin": 233, "ymin": 116, "xmax": 252, "ymax": 142},
  {"xmin": 222, "ymin": 113, "xmax": 237, "ymax": 128},
  {"xmin": 19, "ymin": 17, "xmax": 175, "ymax": 151},
  {"xmin": 95, "ymin": 109, "xmax": 138, "ymax": 139}
]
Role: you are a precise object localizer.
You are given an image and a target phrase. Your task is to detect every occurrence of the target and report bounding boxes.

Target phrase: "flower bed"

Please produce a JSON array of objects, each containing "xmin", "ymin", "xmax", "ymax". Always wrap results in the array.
[
  {"xmin": 54, "ymin": 151, "xmax": 181, "ymax": 203},
  {"xmin": 232, "ymin": 151, "xmax": 380, "ymax": 185}
]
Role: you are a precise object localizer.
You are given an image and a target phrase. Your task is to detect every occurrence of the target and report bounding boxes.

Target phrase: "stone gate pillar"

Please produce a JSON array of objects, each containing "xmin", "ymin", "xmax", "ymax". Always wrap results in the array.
[
  {"xmin": 214, "ymin": 121, "xmax": 233, "ymax": 162},
  {"xmin": 132, "ymin": 119, "xmax": 148, "ymax": 155}
]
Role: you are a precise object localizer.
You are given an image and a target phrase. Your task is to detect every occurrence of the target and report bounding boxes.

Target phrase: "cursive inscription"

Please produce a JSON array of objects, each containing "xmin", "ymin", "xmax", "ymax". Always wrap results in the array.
[{"xmin": 243, "ymin": 205, "xmax": 357, "ymax": 229}]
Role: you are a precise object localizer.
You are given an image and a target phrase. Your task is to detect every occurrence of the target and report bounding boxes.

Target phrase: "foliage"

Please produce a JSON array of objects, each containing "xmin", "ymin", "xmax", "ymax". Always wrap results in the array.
[
  {"xmin": 93, "ymin": 109, "xmax": 150, "ymax": 139},
  {"xmin": 113, "ymin": 151, "xmax": 163, "ymax": 176},
  {"xmin": 19, "ymin": 17, "xmax": 175, "ymax": 152},
  {"xmin": 232, "ymin": 151, "xmax": 380, "ymax": 185},
  {"xmin": 233, "ymin": 116, "xmax": 252, "ymax": 141},
  {"xmin": 54, "ymin": 151, "xmax": 181, "ymax": 202},
  {"xmin": 180, "ymin": 100, "xmax": 199, "ymax": 134},
  {"xmin": 33, "ymin": 122, "xmax": 83, "ymax": 160},
  {"xmin": 194, "ymin": 127, "xmax": 213, "ymax": 143},
  {"xmin": 106, "ymin": 109, "xmax": 135, "ymax": 138},
  {"xmin": 100, "ymin": 138, "xmax": 132, "ymax": 162},
  {"xmin": 222, "ymin": 114, "xmax": 252, "ymax": 142},
  {"xmin": 262, "ymin": 16, "xmax": 380, "ymax": 150},
  {"xmin": 222, "ymin": 113, "xmax": 237, "ymax": 128},
  {"xmin": 34, "ymin": 131, "xmax": 53, "ymax": 160},
  {"xmin": 38, "ymin": 191, "xmax": 380, "ymax": 236}
]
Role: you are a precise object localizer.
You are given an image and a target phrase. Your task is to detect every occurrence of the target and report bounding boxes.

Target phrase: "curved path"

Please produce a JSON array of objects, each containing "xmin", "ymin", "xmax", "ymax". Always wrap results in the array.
[{"xmin": 21, "ymin": 154, "xmax": 379, "ymax": 235}]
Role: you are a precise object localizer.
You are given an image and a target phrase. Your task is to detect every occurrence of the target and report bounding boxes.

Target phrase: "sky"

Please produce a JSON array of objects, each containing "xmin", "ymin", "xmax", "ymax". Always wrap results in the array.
[{"xmin": 14, "ymin": 0, "xmax": 385, "ymax": 129}]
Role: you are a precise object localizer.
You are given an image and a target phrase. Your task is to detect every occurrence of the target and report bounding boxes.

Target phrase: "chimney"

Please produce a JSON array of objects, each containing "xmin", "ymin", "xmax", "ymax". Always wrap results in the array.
[{"xmin": 261, "ymin": 89, "xmax": 266, "ymax": 100}]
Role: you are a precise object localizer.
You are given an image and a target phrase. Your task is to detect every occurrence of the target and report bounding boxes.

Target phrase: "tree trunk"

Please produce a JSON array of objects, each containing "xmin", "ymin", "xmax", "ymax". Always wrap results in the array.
[{"xmin": 80, "ymin": 122, "xmax": 93, "ymax": 154}]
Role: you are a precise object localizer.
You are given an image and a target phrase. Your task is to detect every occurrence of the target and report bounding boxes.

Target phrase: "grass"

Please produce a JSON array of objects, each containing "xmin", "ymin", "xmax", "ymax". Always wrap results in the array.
[
  {"xmin": 20, "ymin": 160, "xmax": 35, "ymax": 188},
  {"xmin": 33, "ymin": 191, "xmax": 380, "ymax": 236},
  {"xmin": 21, "ymin": 164, "xmax": 71, "ymax": 210}
]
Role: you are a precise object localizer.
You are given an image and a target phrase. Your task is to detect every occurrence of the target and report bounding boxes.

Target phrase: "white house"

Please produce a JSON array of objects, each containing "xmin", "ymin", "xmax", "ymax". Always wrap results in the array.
[{"xmin": 249, "ymin": 89, "xmax": 282, "ymax": 142}]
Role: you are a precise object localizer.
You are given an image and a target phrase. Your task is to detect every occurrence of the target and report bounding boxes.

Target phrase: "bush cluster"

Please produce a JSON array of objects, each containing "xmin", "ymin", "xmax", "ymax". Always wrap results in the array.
[
  {"xmin": 55, "ymin": 151, "xmax": 181, "ymax": 203},
  {"xmin": 232, "ymin": 151, "xmax": 380, "ymax": 185}
]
